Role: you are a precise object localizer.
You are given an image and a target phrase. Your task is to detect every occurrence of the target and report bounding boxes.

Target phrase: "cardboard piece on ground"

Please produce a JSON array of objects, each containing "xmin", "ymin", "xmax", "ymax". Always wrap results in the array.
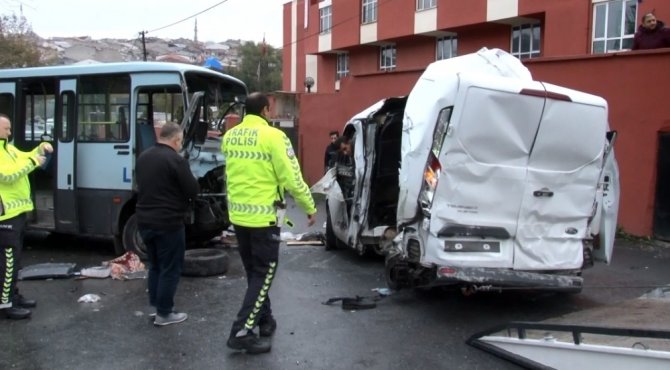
[{"xmin": 286, "ymin": 240, "xmax": 324, "ymax": 246}]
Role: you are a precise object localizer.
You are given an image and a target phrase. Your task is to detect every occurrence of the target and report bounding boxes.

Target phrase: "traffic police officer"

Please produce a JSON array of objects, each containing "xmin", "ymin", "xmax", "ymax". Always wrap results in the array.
[
  {"xmin": 0, "ymin": 113, "xmax": 52, "ymax": 319},
  {"xmin": 222, "ymin": 93, "xmax": 316, "ymax": 354}
]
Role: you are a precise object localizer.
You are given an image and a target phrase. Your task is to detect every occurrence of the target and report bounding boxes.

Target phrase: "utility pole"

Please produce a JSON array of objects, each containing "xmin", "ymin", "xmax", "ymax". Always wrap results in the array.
[{"xmin": 140, "ymin": 31, "xmax": 147, "ymax": 61}]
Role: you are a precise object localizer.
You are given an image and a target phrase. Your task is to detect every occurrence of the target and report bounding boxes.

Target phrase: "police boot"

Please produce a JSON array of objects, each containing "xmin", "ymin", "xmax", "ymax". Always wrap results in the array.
[
  {"xmin": 227, "ymin": 329, "xmax": 271, "ymax": 354},
  {"xmin": 3, "ymin": 307, "xmax": 31, "ymax": 320},
  {"xmin": 259, "ymin": 316, "xmax": 277, "ymax": 337}
]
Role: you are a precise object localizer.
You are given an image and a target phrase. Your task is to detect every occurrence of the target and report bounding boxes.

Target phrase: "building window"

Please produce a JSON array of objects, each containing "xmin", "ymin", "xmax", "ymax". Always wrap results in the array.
[
  {"xmin": 336, "ymin": 53, "xmax": 349, "ymax": 80},
  {"xmin": 511, "ymin": 24, "xmax": 541, "ymax": 59},
  {"xmin": 592, "ymin": 0, "xmax": 637, "ymax": 53},
  {"xmin": 320, "ymin": 5, "xmax": 332, "ymax": 34},
  {"xmin": 362, "ymin": 0, "xmax": 377, "ymax": 24},
  {"xmin": 436, "ymin": 36, "xmax": 457, "ymax": 60},
  {"xmin": 380, "ymin": 45, "xmax": 396, "ymax": 70},
  {"xmin": 417, "ymin": 0, "xmax": 436, "ymax": 11}
]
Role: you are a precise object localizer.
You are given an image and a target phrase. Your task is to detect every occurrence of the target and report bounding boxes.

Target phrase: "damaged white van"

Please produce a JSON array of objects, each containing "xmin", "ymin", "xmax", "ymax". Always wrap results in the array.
[{"xmin": 316, "ymin": 48, "xmax": 619, "ymax": 293}]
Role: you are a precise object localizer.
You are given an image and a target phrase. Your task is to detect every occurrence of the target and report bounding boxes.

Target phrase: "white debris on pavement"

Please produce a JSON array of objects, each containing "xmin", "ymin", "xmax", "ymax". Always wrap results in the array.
[{"xmin": 77, "ymin": 294, "xmax": 101, "ymax": 303}]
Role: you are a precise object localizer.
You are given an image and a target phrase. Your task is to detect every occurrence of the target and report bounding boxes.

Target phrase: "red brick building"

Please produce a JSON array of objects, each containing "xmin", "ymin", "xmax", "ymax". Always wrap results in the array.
[{"xmin": 281, "ymin": 0, "xmax": 670, "ymax": 238}]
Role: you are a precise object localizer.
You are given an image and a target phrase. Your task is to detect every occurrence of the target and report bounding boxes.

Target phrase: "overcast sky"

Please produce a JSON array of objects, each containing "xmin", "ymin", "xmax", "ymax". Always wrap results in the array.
[{"xmin": 4, "ymin": 0, "xmax": 287, "ymax": 47}]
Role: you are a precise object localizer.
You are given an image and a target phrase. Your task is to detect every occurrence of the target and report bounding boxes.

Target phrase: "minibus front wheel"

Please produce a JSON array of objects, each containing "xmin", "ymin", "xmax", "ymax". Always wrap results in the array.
[{"xmin": 121, "ymin": 214, "xmax": 148, "ymax": 260}]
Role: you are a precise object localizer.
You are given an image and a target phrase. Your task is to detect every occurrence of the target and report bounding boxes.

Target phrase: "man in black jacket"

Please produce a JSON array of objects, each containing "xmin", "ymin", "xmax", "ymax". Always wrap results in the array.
[
  {"xmin": 323, "ymin": 130, "xmax": 339, "ymax": 172},
  {"xmin": 135, "ymin": 122, "xmax": 199, "ymax": 326}
]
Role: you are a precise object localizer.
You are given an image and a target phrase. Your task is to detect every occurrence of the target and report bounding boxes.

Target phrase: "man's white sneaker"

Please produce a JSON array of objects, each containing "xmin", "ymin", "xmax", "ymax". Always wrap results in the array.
[{"xmin": 153, "ymin": 312, "xmax": 188, "ymax": 326}]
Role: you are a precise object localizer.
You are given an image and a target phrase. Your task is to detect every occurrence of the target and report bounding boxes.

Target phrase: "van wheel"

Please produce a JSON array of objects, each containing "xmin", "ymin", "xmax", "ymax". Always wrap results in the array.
[
  {"xmin": 122, "ymin": 214, "xmax": 148, "ymax": 260},
  {"xmin": 369, "ymin": 243, "xmax": 385, "ymax": 256},
  {"xmin": 325, "ymin": 211, "xmax": 338, "ymax": 251},
  {"xmin": 385, "ymin": 255, "xmax": 403, "ymax": 290},
  {"xmin": 356, "ymin": 243, "xmax": 368, "ymax": 257},
  {"xmin": 182, "ymin": 248, "xmax": 229, "ymax": 277}
]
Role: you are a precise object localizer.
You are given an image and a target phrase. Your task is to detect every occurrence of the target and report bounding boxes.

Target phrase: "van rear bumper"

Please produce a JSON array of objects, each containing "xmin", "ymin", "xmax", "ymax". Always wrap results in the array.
[{"xmin": 433, "ymin": 266, "xmax": 583, "ymax": 291}]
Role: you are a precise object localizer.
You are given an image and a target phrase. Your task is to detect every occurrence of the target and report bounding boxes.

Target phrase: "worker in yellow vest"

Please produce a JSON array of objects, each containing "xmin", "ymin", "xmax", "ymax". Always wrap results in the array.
[
  {"xmin": 0, "ymin": 113, "xmax": 52, "ymax": 320},
  {"xmin": 222, "ymin": 92, "xmax": 316, "ymax": 354}
]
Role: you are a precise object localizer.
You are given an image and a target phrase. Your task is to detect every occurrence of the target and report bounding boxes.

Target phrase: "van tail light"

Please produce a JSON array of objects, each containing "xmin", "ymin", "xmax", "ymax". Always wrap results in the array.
[
  {"xmin": 417, "ymin": 107, "xmax": 452, "ymax": 217},
  {"xmin": 419, "ymin": 152, "xmax": 441, "ymax": 215}
]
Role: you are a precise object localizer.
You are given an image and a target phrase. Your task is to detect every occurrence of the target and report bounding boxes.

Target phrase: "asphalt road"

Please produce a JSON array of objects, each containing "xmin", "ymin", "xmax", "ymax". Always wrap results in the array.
[{"xmin": 2, "ymin": 201, "xmax": 670, "ymax": 369}]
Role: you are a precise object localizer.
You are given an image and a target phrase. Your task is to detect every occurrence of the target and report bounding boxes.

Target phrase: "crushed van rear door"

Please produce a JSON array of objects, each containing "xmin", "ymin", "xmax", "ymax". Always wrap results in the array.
[
  {"xmin": 514, "ymin": 84, "xmax": 608, "ymax": 270},
  {"xmin": 427, "ymin": 76, "xmax": 546, "ymax": 268}
]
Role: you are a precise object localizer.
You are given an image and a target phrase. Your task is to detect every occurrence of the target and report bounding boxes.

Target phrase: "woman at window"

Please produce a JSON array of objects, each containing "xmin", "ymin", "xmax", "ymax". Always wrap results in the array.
[{"xmin": 632, "ymin": 13, "xmax": 670, "ymax": 50}]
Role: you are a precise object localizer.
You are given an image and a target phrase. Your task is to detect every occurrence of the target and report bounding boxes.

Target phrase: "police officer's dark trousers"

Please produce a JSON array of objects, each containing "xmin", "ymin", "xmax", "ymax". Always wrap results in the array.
[
  {"xmin": 0, "ymin": 213, "xmax": 26, "ymax": 308},
  {"xmin": 230, "ymin": 225, "xmax": 279, "ymax": 335}
]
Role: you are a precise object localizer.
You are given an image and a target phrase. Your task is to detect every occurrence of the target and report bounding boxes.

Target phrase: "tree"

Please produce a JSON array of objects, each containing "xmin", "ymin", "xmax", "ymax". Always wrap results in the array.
[
  {"xmin": 227, "ymin": 41, "xmax": 282, "ymax": 93},
  {"xmin": 0, "ymin": 13, "xmax": 43, "ymax": 68}
]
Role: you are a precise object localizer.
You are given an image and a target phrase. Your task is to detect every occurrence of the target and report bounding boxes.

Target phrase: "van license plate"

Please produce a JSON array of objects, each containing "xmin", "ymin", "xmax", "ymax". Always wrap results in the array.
[{"xmin": 444, "ymin": 241, "xmax": 500, "ymax": 253}]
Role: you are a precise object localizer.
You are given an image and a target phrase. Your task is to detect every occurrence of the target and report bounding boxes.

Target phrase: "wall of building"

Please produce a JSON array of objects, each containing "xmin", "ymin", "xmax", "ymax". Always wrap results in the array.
[
  {"xmin": 378, "ymin": 0, "xmax": 415, "ymax": 40},
  {"xmin": 331, "ymin": 0, "xmax": 360, "ymax": 49}
]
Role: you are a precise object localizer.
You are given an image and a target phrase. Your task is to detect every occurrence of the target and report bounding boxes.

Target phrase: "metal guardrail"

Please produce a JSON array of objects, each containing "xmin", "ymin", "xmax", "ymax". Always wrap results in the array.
[{"xmin": 468, "ymin": 321, "xmax": 670, "ymax": 369}]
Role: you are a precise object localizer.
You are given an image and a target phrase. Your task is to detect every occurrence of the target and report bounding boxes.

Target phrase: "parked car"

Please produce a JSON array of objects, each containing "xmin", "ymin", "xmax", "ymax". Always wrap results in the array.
[
  {"xmin": 24, "ymin": 117, "xmax": 54, "ymax": 140},
  {"xmin": 314, "ymin": 48, "xmax": 619, "ymax": 293}
]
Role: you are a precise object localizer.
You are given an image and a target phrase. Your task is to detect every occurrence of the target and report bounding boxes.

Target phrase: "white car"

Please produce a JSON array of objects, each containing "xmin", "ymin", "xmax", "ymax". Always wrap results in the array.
[{"xmin": 314, "ymin": 48, "xmax": 619, "ymax": 293}]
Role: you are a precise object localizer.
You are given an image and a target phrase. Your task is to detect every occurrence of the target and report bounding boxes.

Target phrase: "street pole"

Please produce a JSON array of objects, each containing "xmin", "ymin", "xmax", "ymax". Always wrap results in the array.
[{"xmin": 140, "ymin": 31, "xmax": 147, "ymax": 61}]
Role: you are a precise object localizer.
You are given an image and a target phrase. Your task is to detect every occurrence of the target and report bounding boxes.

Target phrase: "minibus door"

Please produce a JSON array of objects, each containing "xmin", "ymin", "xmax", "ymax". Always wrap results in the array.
[{"xmin": 54, "ymin": 79, "xmax": 78, "ymax": 233}]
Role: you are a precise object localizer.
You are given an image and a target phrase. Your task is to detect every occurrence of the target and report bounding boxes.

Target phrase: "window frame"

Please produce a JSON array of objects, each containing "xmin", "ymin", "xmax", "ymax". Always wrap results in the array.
[
  {"xmin": 511, "ymin": 23, "xmax": 542, "ymax": 60},
  {"xmin": 436, "ymin": 36, "xmax": 457, "ymax": 60},
  {"xmin": 591, "ymin": 0, "xmax": 637, "ymax": 53},
  {"xmin": 319, "ymin": 5, "xmax": 332, "ymax": 34},
  {"xmin": 336, "ymin": 53, "xmax": 350, "ymax": 80},
  {"xmin": 379, "ymin": 44, "xmax": 396, "ymax": 71},
  {"xmin": 362, "ymin": 0, "xmax": 378, "ymax": 24},
  {"xmin": 417, "ymin": 0, "xmax": 437, "ymax": 11},
  {"xmin": 77, "ymin": 74, "xmax": 130, "ymax": 143}
]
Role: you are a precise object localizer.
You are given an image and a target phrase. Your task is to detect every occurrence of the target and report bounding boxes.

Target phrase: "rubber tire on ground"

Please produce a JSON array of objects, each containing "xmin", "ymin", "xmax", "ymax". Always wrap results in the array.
[
  {"xmin": 182, "ymin": 248, "xmax": 229, "ymax": 277},
  {"xmin": 122, "ymin": 214, "xmax": 148, "ymax": 260}
]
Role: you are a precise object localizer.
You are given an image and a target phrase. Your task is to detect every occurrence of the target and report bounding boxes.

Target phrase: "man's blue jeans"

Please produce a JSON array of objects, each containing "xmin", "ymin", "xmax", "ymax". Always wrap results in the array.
[{"xmin": 139, "ymin": 227, "xmax": 185, "ymax": 316}]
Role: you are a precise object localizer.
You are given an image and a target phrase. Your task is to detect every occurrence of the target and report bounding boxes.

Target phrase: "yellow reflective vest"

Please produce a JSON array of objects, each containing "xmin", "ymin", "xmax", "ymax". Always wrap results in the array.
[
  {"xmin": 221, "ymin": 114, "xmax": 316, "ymax": 227},
  {"xmin": 0, "ymin": 139, "xmax": 42, "ymax": 221}
]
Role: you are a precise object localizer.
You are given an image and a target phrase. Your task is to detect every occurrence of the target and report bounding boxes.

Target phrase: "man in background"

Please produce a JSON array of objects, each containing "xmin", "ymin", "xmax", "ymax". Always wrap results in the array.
[
  {"xmin": 324, "ymin": 130, "xmax": 340, "ymax": 172},
  {"xmin": 632, "ymin": 12, "xmax": 670, "ymax": 50}
]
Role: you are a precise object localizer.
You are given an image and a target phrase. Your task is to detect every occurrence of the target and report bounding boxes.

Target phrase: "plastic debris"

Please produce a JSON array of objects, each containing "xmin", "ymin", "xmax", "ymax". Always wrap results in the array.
[
  {"xmin": 372, "ymin": 287, "xmax": 392, "ymax": 296},
  {"xmin": 280, "ymin": 232, "xmax": 297, "ymax": 241},
  {"xmin": 78, "ymin": 294, "xmax": 101, "ymax": 303},
  {"xmin": 18, "ymin": 263, "xmax": 76, "ymax": 280},
  {"xmin": 79, "ymin": 266, "xmax": 111, "ymax": 279},
  {"xmin": 297, "ymin": 231, "xmax": 325, "ymax": 241}
]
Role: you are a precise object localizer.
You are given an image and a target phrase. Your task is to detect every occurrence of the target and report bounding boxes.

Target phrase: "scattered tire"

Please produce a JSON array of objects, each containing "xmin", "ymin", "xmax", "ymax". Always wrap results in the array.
[{"xmin": 182, "ymin": 248, "xmax": 229, "ymax": 277}]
